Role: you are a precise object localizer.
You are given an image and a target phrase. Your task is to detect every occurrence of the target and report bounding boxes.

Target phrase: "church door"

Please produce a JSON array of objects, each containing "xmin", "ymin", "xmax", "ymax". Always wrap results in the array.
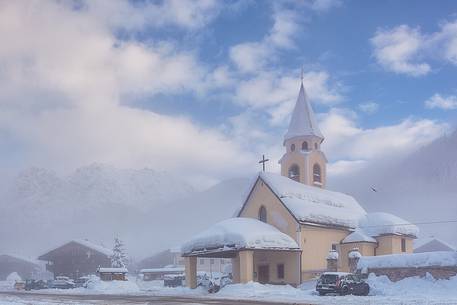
[{"xmin": 257, "ymin": 265, "xmax": 269, "ymax": 284}]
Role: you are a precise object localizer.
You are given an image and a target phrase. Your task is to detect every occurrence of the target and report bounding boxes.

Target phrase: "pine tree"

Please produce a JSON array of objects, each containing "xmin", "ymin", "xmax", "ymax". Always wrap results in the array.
[{"xmin": 111, "ymin": 237, "xmax": 128, "ymax": 268}]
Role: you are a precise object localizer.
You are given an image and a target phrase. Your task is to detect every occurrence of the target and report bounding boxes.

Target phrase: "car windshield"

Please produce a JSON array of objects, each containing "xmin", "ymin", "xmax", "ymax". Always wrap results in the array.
[{"xmin": 320, "ymin": 274, "xmax": 338, "ymax": 284}]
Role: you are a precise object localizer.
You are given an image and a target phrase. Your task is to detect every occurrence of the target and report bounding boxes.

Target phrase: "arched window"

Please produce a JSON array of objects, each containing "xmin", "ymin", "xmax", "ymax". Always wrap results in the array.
[
  {"xmin": 290, "ymin": 144, "xmax": 295, "ymax": 152},
  {"xmin": 258, "ymin": 206, "xmax": 267, "ymax": 223},
  {"xmin": 314, "ymin": 143, "xmax": 318, "ymax": 150},
  {"xmin": 302, "ymin": 141, "xmax": 308, "ymax": 151},
  {"xmin": 288, "ymin": 164, "xmax": 300, "ymax": 182},
  {"xmin": 313, "ymin": 163, "xmax": 321, "ymax": 183}
]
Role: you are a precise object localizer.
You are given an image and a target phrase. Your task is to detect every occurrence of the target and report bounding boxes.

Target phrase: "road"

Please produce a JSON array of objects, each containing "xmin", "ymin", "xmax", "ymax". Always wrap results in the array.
[{"xmin": 0, "ymin": 291, "xmax": 308, "ymax": 305}]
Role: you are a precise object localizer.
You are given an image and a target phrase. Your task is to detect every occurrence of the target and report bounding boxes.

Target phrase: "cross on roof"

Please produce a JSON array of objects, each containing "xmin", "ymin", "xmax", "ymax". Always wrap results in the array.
[{"xmin": 258, "ymin": 154, "xmax": 269, "ymax": 172}]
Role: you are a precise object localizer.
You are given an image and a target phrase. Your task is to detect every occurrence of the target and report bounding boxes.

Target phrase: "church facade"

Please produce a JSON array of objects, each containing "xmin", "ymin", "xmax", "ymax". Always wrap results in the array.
[{"xmin": 182, "ymin": 81, "xmax": 418, "ymax": 287}]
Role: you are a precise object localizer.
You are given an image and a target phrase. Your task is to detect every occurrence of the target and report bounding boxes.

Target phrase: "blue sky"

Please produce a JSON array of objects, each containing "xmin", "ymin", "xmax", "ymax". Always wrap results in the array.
[{"xmin": 0, "ymin": 0, "xmax": 456, "ymax": 186}]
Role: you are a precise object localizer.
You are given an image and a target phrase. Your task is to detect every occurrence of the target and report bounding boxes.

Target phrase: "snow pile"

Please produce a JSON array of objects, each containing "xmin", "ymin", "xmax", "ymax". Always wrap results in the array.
[
  {"xmin": 342, "ymin": 229, "xmax": 377, "ymax": 243},
  {"xmin": 258, "ymin": 172, "xmax": 367, "ymax": 228},
  {"xmin": 327, "ymin": 250, "xmax": 339, "ymax": 260},
  {"xmin": 6, "ymin": 272, "xmax": 21, "ymax": 282},
  {"xmin": 366, "ymin": 273, "xmax": 457, "ymax": 297},
  {"xmin": 181, "ymin": 218, "xmax": 299, "ymax": 255},
  {"xmin": 358, "ymin": 251, "xmax": 457, "ymax": 270},
  {"xmin": 348, "ymin": 249, "xmax": 362, "ymax": 259},
  {"xmin": 358, "ymin": 212, "xmax": 419, "ymax": 237}
]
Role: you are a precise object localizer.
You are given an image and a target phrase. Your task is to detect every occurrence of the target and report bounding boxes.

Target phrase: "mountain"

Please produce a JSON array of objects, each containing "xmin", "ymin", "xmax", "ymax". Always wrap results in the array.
[
  {"xmin": 329, "ymin": 130, "xmax": 457, "ymax": 247},
  {"xmin": 0, "ymin": 164, "xmax": 248, "ymax": 258}
]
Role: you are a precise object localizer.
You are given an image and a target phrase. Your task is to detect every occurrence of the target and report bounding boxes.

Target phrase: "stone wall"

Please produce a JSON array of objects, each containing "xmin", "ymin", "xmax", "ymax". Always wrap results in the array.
[{"xmin": 362, "ymin": 266, "xmax": 457, "ymax": 282}]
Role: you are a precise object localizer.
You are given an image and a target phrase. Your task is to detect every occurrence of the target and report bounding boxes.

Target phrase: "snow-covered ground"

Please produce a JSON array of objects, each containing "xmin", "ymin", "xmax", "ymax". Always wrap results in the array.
[{"xmin": 1, "ymin": 274, "xmax": 457, "ymax": 305}]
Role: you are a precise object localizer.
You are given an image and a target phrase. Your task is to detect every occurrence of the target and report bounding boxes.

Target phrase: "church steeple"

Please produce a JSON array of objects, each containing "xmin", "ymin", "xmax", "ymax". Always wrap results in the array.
[
  {"xmin": 284, "ymin": 80, "xmax": 324, "ymax": 142},
  {"xmin": 279, "ymin": 78, "xmax": 327, "ymax": 188}
]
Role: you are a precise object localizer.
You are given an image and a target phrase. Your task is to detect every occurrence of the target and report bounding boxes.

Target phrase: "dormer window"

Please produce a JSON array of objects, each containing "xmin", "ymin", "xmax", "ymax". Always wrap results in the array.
[
  {"xmin": 302, "ymin": 141, "xmax": 308, "ymax": 151},
  {"xmin": 291, "ymin": 144, "xmax": 295, "ymax": 152}
]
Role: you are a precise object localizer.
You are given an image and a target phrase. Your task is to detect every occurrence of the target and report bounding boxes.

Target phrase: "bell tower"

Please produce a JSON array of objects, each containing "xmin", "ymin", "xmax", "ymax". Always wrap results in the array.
[{"xmin": 279, "ymin": 78, "xmax": 327, "ymax": 188}]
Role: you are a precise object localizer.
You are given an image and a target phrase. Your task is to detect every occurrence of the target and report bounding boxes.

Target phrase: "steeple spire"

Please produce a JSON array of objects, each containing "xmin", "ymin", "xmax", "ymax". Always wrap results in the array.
[{"xmin": 284, "ymin": 79, "xmax": 324, "ymax": 142}]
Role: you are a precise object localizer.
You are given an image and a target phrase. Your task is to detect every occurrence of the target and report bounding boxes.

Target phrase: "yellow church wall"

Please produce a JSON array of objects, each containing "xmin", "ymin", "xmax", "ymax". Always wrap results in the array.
[
  {"xmin": 300, "ymin": 225, "xmax": 349, "ymax": 279},
  {"xmin": 376, "ymin": 235, "xmax": 414, "ymax": 255},
  {"xmin": 253, "ymin": 250, "xmax": 301, "ymax": 286},
  {"xmin": 338, "ymin": 242, "xmax": 376, "ymax": 272},
  {"xmin": 239, "ymin": 178, "xmax": 299, "ymax": 241}
]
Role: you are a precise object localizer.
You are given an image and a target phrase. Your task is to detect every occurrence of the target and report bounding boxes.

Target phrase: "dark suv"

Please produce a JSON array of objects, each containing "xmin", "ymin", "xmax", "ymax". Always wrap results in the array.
[{"xmin": 316, "ymin": 272, "xmax": 369, "ymax": 296}]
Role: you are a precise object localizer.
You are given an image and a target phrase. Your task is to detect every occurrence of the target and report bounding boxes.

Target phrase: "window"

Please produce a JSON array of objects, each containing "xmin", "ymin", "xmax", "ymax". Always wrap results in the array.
[
  {"xmin": 313, "ymin": 164, "xmax": 321, "ymax": 183},
  {"xmin": 258, "ymin": 206, "xmax": 267, "ymax": 223},
  {"xmin": 302, "ymin": 141, "xmax": 308, "ymax": 151},
  {"xmin": 291, "ymin": 144, "xmax": 295, "ymax": 152},
  {"xmin": 331, "ymin": 244, "xmax": 337, "ymax": 251},
  {"xmin": 288, "ymin": 164, "xmax": 300, "ymax": 182},
  {"xmin": 199, "ymin": 259, "xmax": 204, "ymax": 265},
  {"xmin": 277, "ymin": 264, "xmax": 285, "ymax": 279},
  {"xmin": 210, "ymin": 259, "xmax": 215, "ymax": 265},
  {"xmin": 314, "ymin": 143, "xmax": 318, "ymax": 149},
  {"xmin": 401, "ymin": 238, "xmax": 406, "ymax": 252}
]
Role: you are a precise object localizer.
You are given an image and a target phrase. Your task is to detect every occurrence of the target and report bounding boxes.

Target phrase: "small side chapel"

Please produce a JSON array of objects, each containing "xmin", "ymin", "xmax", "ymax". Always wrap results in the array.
[{"xmin": 182, "ymin": 79, "xmax": 418, "ymax": 288}]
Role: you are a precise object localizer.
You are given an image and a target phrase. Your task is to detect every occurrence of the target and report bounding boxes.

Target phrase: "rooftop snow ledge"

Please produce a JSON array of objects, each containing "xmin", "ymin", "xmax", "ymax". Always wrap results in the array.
[
  {"xmin": 358, "ymin": 212, "xmax": 419, "ymax": 237},
  {"xmin": 358, "ymin": 251, "xmax": 457, "ymax": 270},
  {"xmin": 181, "ymin": 218, "xmax": 299, "ymax": 255}
]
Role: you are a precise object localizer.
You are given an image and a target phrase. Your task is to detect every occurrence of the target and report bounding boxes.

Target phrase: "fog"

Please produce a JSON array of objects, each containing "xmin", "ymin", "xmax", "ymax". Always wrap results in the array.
[{"xmin": 1, "ymin": 131, "xmax": 456, "ymax": 263}]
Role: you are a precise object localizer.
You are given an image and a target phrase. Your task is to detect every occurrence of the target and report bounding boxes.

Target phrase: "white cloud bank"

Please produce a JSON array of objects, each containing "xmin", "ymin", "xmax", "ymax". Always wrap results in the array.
[
  {"xmin": 0, "ymin": 0, "xmax": 255, "ymax": 184},
  {"xmin": 371, "ymin": 19, "xmax": 457, "ymax": 76}
]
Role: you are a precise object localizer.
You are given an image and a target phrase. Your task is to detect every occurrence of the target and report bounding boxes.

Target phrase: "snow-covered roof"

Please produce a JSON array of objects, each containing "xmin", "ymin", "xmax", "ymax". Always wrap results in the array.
[
  {"xmin": 284, "ymin": 82, "xmax": 324, "ymax": 141},
  {"xmin": 358, "ymin": 251, "xmax": 457, "ymax": 270},
  {"xmin": 181, "ymin": 218, "xmax": 299, "ymax": 255},
  {"xmin": 358, "ymin": 212, "xmax": 419, "ymax": 237},
  {"xmin": 414, "ymin": 238, "xmax": 456, "ymax": 253},
  {"xmin": 72, "ymin": 239, "xmax": 113, "ymax": 257},
  {"xmin": 342, "ymin": 229, "xmax": 377, "ymax": 244},
  {"xmin": 254, "ymin": 172, "xmax": 367, "ymax": 228},
  {"xmin": 139, "ymin": 267, "xmax": 185, "ymax": 274},
  {"xmin": 97, "ymin": 267, "xmax": 128, "ymax": 273},
  {"xmin": 39, "ymin": 239, "xmax": 113, "ymax": 260}
]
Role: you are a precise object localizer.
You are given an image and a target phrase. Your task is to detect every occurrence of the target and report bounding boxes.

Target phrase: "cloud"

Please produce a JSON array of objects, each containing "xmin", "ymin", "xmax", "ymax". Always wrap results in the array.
[
  {"xmin": 309, "ymin": 0, "xmax": 342, "ymax": 12},
  {"xmin": 370, "ymin": 19, "xmax": 457, "ymax": 76},
  {"xmin": 320, "ymin": 108, "xmax": 449, "ymax": 162},
  {"xmin": 371, "ymin": 25, "xmax": 430, "ymax": 76},
  {"xmin": 0, "ymin": 0, "xmax": 256, "ymax": 186},
  {"xmin": 358, "ymin": 101, "xmax": 379, "ymax": 114},
  {"xmin": 235, "ymin": 70, "xmax": 343, "ymax": 124},
  {"xmin": 425, "ymin": 94, "xmax": 457, "ymax": 110}
]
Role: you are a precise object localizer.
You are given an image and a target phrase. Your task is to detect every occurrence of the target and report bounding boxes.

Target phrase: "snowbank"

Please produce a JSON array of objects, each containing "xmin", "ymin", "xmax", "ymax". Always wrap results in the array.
[
  {"xmin": 259, "ymin": 172, "xmax": 367, "ymax": 228},
  {"xmin": 358, "ymin": 251, "xmax": 457, "ymax": 270},
  {"xmin": 84, "ymin": 277, "xmax": 140, "ymax": 294},
  {"xmin": 366, "ymin": 273, "xmax": 457, "ymax": 297},
  {"xmin": 181, "ymin": 217, "xmax": 299, "ymax": 255}
]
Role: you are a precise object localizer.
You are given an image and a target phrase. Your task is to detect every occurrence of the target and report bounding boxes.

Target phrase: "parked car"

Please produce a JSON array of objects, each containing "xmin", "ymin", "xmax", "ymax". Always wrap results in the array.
[
  {"xmin": 50, "ymin": 276, "xmax": 76, "ymax": 289},
  {"xmin": 163, "ymin": 274, "xmax": 185, "ymax": 287},
  {"xmin": 316, "ymin": 272, "xmax": 369, "ymax": 296},
  {"xmin": 74, "ymin": 276, "xmax": 90, "ymax": 288},
  {"xmin": 25, "ymin": 279, "xmax": 48, "ymax": 290}
]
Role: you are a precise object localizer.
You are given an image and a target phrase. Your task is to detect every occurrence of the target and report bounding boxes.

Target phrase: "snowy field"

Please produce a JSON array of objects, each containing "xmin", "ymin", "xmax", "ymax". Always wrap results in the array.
[{"xmin": 1, "ymin": 274, "xmax": 457, "ymax": 305}]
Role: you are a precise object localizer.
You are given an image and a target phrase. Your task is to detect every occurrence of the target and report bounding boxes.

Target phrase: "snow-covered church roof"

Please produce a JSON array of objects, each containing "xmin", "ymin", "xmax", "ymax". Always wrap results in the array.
[
  {"xmin": 251, "ymin": 172, "xmax": 367, "ymax": 228},
  {"xmin": 358, "ymin": 212, "xmax": 419, "ymax": 237},
  {"xmin": 342, "ymin": 229, "xmax": 377, "ymax": 244},
  {"xmin": 284, "ymin": 82, "xmax": 324, "ymax": 141},
  {"xmin": 181, "ymin": 218, "xmax": 299, "ymax": 256}
]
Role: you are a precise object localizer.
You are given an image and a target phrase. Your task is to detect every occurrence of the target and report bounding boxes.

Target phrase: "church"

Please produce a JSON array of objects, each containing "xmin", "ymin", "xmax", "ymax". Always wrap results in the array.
[{"xmin": 181, "ymin": 80, "xmax": 419, "ymax": 288}]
